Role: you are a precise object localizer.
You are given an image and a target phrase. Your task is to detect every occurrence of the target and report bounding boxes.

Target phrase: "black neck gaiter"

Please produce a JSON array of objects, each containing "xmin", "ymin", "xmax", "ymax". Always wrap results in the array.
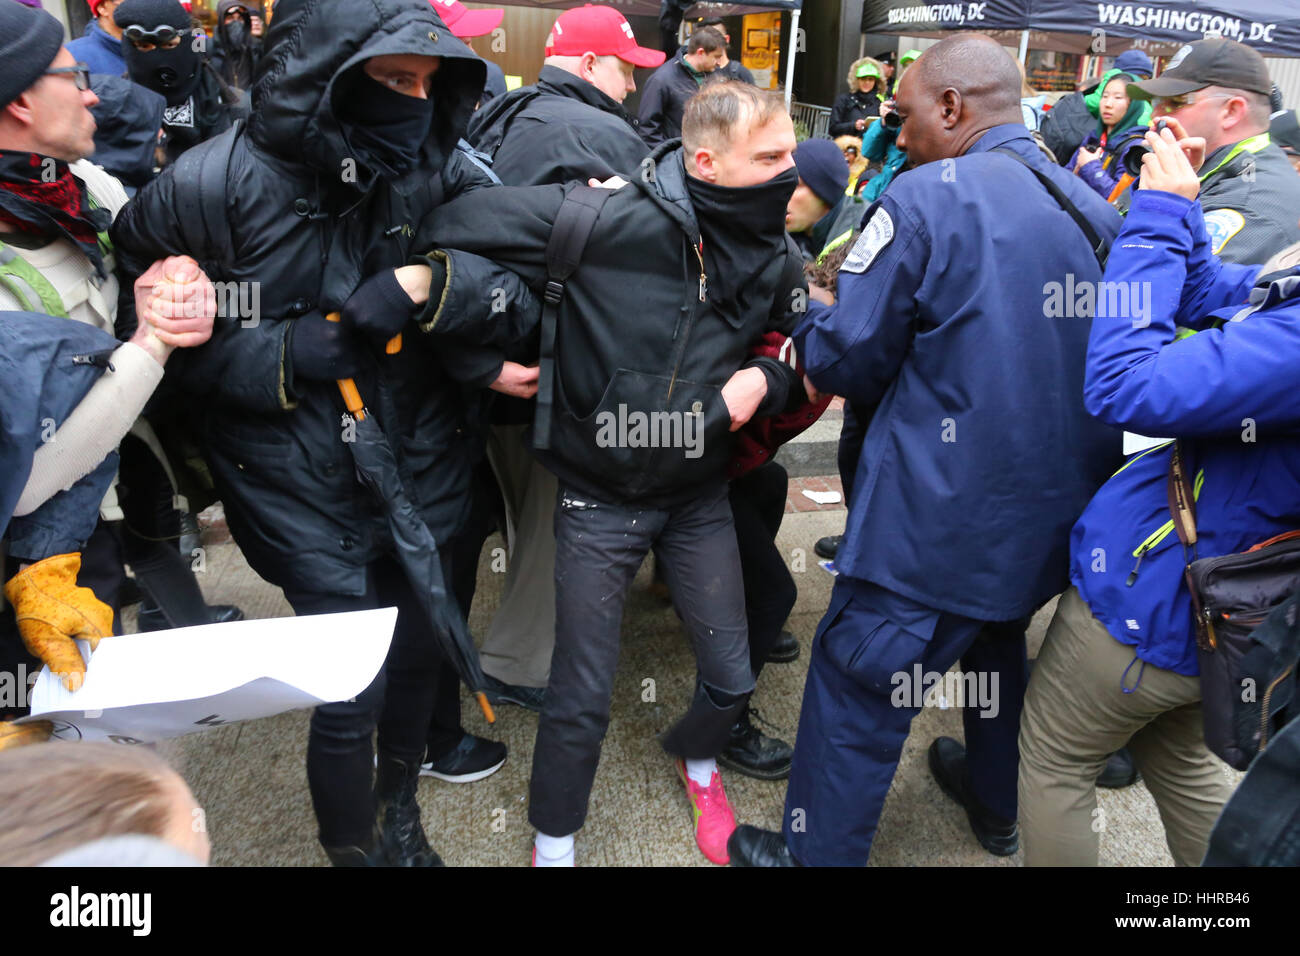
[
  {"xmin": 686, "ymin": 163, "xmax": 798, "ymax": 326},
  {"xmin": 338, "ymin": 75, "xmax": 434, "ymax": 178}
]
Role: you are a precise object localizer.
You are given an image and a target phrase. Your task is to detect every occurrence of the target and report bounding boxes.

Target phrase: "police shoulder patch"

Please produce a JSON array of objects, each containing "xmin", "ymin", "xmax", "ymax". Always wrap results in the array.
[
  {"xmin": 1203, "ymin": 208, "xmax": 1246, "ymax": 255},
  {"xmin": 841, "ymin": 207, "xmax": 895, "ymax": 274}
]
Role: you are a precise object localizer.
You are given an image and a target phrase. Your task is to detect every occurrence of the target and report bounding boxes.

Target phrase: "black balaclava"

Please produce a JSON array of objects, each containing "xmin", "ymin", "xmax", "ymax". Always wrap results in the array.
[
  {"xmin": 116, "ymin": 0, "xmax": 203, "ymax": 106},
  {"xmin": 336, "ymin": 69, "xmax": 435, "ymax": 178},
  {"xmin": 685, "ymin": 162, "xmax": 799, "ymax": 326}
]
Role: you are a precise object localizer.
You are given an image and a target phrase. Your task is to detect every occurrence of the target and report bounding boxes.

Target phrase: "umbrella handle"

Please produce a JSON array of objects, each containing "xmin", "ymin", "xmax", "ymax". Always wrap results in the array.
[
  {"xmin": 325, "ymin": 311, "xmax": 369, "ymax": 419},
  {"xmin": 476, "ymin": 692, "xmax": 496, "ymax": 724}
]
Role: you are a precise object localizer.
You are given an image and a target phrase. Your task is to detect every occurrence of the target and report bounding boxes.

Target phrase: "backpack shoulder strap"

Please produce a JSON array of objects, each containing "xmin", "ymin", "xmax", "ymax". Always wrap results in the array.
[
  {"xmin": 0, "ymin": 243, "xmax": 70, "ymax": 318},
  {"xmin": 533, "ymin": 184, "xmax": 612, "ymax": 450},
  {"xmin": 993, "ymin": 145, "xmax": 1109, "ymax": 268},
  {"xmin": 172, "ymin": 118, "xmax": 242, "ymax": 276}
]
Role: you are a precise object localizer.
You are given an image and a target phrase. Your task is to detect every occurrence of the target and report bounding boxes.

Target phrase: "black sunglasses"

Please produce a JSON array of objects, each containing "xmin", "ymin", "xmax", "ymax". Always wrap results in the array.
[{"xmin": 43, "ymin": 65, "xmax": 92, "ymax": 91}]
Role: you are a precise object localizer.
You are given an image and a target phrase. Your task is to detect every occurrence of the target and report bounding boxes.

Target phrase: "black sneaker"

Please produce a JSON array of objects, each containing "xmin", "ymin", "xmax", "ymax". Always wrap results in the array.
[
  {"xmin": 814, "ymin": 534, "xmax": 842, "ymax": 560},
  {"xmin": 766, "ymin": 630, "xmax": 800, "ymax": 663},
  {"xmin": 481, "ymin": 673, "xmax": 546, "ymax": 713},
  {"xmin": 421, "ymin": 733, "xmax": 507, "ymax": 783},
  {"xmin": 717, "ymin": 707, "xmax": 793, "ymax": 781},
  {"xmin": 927, "ymin": 736, "xmax": 1019, "ymax": 856}
]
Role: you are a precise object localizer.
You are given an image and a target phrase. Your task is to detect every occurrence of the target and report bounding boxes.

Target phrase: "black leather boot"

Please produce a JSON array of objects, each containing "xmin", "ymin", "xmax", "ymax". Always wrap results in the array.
[
  {"xmin": 717, "ymin": 706, "xmax": 793, "ymax": 780},
  {"xmin": 322, "ymin": 827, "xmax": 390, "ymax": 867},
  {"xmin": 375, "ymin": 752, "xmax": 444, "ymax": 867}
]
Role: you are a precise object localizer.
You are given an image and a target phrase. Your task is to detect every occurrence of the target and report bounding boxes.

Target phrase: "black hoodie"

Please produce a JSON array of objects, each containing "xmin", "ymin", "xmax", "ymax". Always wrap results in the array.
[
  {"xmin": 467, "ymin": 65, "xmax": 649, "ymax": 187},
  {"xmin": 110, "ymin": 0, "xmax": 532, "ymax": 597}
]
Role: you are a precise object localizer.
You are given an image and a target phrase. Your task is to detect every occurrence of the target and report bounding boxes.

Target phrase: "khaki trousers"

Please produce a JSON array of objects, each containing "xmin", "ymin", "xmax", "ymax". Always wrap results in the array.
[{"xmin": 1018, "ymin": 587, "xmax": 1234, "ymax": 866}]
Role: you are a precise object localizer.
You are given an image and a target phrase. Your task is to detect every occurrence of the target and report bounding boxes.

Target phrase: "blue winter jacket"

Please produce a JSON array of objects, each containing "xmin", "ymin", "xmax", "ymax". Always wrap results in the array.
[
  {"xmin": 66, "ymin": 21, "xmax": 126, "ymax": 78},
  {"xmin": 1069, "ymin": 126, "xmax": 1148, "ymax": 201},
  {"xmin": 859, "ymin": 119, "xmax": 907, "ymax": 203},
  {"xmin": 1, "ymin": 312, "xmax": 120, "ymax": 562},
  {"xmin": 1072, "ymin": 189, "xmax": 1300, "ymax": 676},
  {"xmin": 795, "ymin": 124, "xmax": 1124, "ymax": 621}
]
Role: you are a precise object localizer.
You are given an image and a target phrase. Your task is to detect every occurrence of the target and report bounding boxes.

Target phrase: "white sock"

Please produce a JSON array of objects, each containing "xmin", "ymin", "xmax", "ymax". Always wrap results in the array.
[
  {"xmin": 685, "ymin": 757, "xmax": 716, "ymax": 787},
  {"xmin": 534, "ymin": 831, "xmax": 575, "ymax": 867}
]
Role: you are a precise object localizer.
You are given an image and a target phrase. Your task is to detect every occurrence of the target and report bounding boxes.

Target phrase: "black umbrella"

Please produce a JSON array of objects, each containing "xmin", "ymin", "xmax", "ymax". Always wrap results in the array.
[{"xmin": 328, "ymin": 316, "xmax": 495, "ymax": 724}]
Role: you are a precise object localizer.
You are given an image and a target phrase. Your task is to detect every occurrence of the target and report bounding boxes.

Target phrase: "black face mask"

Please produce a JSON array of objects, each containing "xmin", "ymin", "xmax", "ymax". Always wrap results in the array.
[
  {"xmin": 338, "ymin": 74, "xmax": 435, "ymax": 177},
  {"xmin": 224, "ymin": 19, "xmax": 247, "ymax": 51},
  {"xmin": 686, "ymin": 164, "xmax": 800, "ymax": 325},
  {"xmin": 123, "ymin": 32, "xmax": 202, "ymax": 105}
]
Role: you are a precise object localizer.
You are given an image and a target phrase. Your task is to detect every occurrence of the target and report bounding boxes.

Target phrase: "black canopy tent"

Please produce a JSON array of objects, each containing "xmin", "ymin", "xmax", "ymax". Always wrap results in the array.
[{"xmin": 863, "ymin": 0, "xmax": 1300, "ymax": 59}]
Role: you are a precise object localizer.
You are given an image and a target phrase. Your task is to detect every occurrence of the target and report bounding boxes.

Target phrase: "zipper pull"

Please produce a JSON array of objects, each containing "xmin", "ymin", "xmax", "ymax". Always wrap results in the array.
[
  {"xmin": 1125, "ymin": 547, "xmax": 1147, "ymax": 586},
  {"xmin": 696, "ymin": 238, "xmax": 707, "ymax": 302}
]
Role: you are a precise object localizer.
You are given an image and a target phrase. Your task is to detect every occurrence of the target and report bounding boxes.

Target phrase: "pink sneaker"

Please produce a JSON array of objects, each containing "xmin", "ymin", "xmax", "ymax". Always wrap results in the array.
[{"xmin": 676, "ymin": 759, "xmax": 737, "ymax": 865}]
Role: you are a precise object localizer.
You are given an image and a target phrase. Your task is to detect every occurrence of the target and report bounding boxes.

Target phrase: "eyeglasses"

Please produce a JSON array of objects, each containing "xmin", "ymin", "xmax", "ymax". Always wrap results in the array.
[
  {"xmin": 123, "ymin": 24, "xmax": 186, "ymax": 50},
  {"xmin": 43, "ymin": 65, "xmax": 92, "ymax": 91},
  {"xmin": 1153, "ymin": 91, "xmax": 1234, "ymax": 113}
]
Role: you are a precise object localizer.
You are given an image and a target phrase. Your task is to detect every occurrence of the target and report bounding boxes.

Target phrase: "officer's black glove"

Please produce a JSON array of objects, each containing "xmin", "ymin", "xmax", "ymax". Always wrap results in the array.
[
  {"xmin": 286, "ymin": 310, "xmax": 361, "ymax": 382},
  {"xmin": 343, "ymin": 269, "xmax": 418, "ymax": 345}
]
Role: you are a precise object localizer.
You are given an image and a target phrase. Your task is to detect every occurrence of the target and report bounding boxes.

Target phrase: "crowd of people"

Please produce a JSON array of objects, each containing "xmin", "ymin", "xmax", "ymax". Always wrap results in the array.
[{"xmin": 1, "ymin": 0, "xmax": 1298, "ymax": 868}]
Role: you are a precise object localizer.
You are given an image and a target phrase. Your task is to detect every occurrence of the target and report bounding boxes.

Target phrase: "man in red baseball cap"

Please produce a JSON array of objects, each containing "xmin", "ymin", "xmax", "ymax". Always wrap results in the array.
[{"xmin": 67, "ymin": 0, "xmax": 128, "ymax": 76}]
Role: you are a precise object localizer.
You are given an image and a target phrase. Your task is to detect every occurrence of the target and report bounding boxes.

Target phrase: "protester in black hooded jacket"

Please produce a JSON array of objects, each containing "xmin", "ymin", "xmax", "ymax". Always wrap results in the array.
[
  {"xmin": 112, "ymin": 0, "xmax": 534, "ymax": 867},
  {"xmin": 115, "ymin": 0, "xmax": 242, "ymax": 167},
  {"xmin": 210, "ymin": 0, "xmax": 262, "ymax": 93}
]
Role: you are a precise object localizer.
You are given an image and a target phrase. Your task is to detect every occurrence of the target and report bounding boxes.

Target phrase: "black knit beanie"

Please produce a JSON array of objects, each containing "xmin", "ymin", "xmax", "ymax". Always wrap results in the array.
[
  {"xmin": 0, "ymin": 3, "xmax": 67, "ymax": 109},
  {"xmin": 114, "ymin": 0, "xmax": 193, "ymax": 31}
]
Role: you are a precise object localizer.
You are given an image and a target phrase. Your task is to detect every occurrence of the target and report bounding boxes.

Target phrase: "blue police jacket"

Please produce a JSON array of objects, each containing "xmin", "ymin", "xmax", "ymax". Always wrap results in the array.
[
  {"xmin": 1071, "ymin": 189, "xmax": 1300, "ymax": 675},
  {"xmin": 67, "ymin": 20, "xmax": 126, "ymax": 78},
  {"xmin": 795, "ymin": 123, "xmax": 1124, "ymax": 621}
]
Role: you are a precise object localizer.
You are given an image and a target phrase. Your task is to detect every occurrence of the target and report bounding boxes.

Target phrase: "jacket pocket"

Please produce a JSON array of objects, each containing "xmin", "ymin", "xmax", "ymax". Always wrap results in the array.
[
  {"xmin": 817, "ymin": 590, "xmax": 939, "ymax": 695},
  {"xmin": 552, "ymin": 368, "xmax": 730, "ymax": 498}
]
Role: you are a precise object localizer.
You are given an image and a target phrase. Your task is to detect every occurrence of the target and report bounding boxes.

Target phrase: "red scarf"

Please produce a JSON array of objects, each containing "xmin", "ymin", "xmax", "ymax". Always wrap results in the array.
[{"xmin": 0, "ymin": 150, "xmax": 110, "ymax": 276}]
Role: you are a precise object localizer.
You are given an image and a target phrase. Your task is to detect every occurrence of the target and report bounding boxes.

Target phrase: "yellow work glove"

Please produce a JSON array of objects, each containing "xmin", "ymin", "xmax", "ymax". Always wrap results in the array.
[
  {"xmin": 4, "ymin": 553, "xmax": 113, "ymax": 692},
  {"xmin": 0, "ymin": 720, "xmax": 52, "ymax": 752}
]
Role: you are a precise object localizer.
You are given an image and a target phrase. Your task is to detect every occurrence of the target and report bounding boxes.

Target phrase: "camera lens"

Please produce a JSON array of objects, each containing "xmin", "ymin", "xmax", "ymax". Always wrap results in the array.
[
  {"xmin": 883, "ymin": 111, "xmax": 902, "ymax": 130},
  {"xmin": 1123, "ymin": 142, "xmax": 1151, "ymax": 177}
]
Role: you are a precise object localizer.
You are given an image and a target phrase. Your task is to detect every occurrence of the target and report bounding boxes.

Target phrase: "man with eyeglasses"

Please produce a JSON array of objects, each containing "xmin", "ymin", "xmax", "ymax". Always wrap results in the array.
[
  {"xmin": 114, "ymin": 0, "xmax": 243, "ymax": 167},
  {"xmin": 1127, "ymin": 38, "xmax": 1300, "ymax": 265},
  {"xmin": 0, "ymin": 1, "xmax": 217, "ymax": 729}
]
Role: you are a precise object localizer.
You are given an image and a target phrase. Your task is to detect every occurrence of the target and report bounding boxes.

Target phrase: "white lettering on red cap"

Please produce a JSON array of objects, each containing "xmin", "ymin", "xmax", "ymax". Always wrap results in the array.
[{"xmin": 620, "ymin": 21, "xmax": 634, "ymax": 39}]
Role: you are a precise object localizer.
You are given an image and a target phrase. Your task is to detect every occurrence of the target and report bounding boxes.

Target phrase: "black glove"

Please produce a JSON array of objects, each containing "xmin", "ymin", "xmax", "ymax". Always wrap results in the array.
[
  {"xmin": 343, "ymin": 269, "xmax": 418, "ymax": 344},
  {"xmin": 287, "ymin": 310, "xmax": 361, "ymax": 382}
]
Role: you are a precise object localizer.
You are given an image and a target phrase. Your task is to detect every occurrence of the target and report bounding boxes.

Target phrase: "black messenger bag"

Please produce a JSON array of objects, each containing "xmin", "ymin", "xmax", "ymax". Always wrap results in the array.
[{"xmin": 1168, "ymin": 441, "xmax": 1300, "ymax": 770}]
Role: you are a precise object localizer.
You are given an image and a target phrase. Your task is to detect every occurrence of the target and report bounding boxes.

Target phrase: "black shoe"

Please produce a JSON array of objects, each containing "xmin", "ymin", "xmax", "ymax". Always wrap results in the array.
[
  {"xmin": 1097, "ymin": 746, "xmax": 1141, "ymax": 789},
  {"xmin": 766, "ymin": 630, "xmax": 800, "ymax": 664},
  {"xmin": 814, "ymin": 534, "xmax": 842, "ymax": 560},
  {"xmin": 376, "ymin": 752, "xmax": 444, "ymax": 867},
  {"xmin": 322, "ymin": 827, "xmax": 391, "ymax": 867},
  {"xmin": 717, "ymin": 708, "xmax": 793, "ymax": 781},
  {"xmin": 927, "ymin": 737, "xmax": 1019, "ymax": 856},
  {"xmin": 480, "ymin": 673, "xmax": 546, "ymax": 713},
  {"xmin": 137, "ymin": 601, "xmax": 245, "ymax": 632},
  {"xmin": 727, "ymin": 825, "xmax": 800, "ymax": 867},
  {"xmin": 422, "ymin": 733, "xmax": 507, "ymax": 783}
]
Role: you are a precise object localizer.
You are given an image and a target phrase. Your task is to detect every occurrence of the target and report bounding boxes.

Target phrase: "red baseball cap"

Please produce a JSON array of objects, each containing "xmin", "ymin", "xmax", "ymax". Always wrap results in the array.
[
  {"xmin": 428, "ymin": 0, "xmax": 503, "ymax": 39},
  {"xmin": 545, "ymin": 4, "xmax": 665, "ymax": 69}
]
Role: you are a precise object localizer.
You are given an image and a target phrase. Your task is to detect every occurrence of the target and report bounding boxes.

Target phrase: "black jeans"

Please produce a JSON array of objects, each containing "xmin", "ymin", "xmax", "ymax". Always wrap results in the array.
[
  {"xmin": 285, "ymin": 551, "xmax": 460, "ymax": 849},
  {"xmin": 729, "ymin": 461, "xmax": 797, "ymax": 682},
  {"xmin": 528, "ymin": 483, "xmax": 755, "ymax": 836}
]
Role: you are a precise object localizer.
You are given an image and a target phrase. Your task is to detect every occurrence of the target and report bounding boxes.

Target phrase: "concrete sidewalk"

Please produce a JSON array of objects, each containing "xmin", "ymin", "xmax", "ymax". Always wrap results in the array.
[{"xmin": 150, "ymin": 503, "xmax": 1236, "ymax": 867}]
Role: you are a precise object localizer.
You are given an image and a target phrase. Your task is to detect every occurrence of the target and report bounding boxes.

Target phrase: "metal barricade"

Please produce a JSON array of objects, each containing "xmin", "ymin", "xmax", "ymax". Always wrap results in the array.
[{"xmin": 790, "ymin": 101, "xmax": 832, "ymax": 141}]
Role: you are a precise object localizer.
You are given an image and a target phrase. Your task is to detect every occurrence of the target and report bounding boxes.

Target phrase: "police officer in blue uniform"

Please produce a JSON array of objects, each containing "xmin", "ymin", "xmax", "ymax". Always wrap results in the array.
[{"xmin": 728, "ymin": 33, "xmax": 1125, "ymax": 866}]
